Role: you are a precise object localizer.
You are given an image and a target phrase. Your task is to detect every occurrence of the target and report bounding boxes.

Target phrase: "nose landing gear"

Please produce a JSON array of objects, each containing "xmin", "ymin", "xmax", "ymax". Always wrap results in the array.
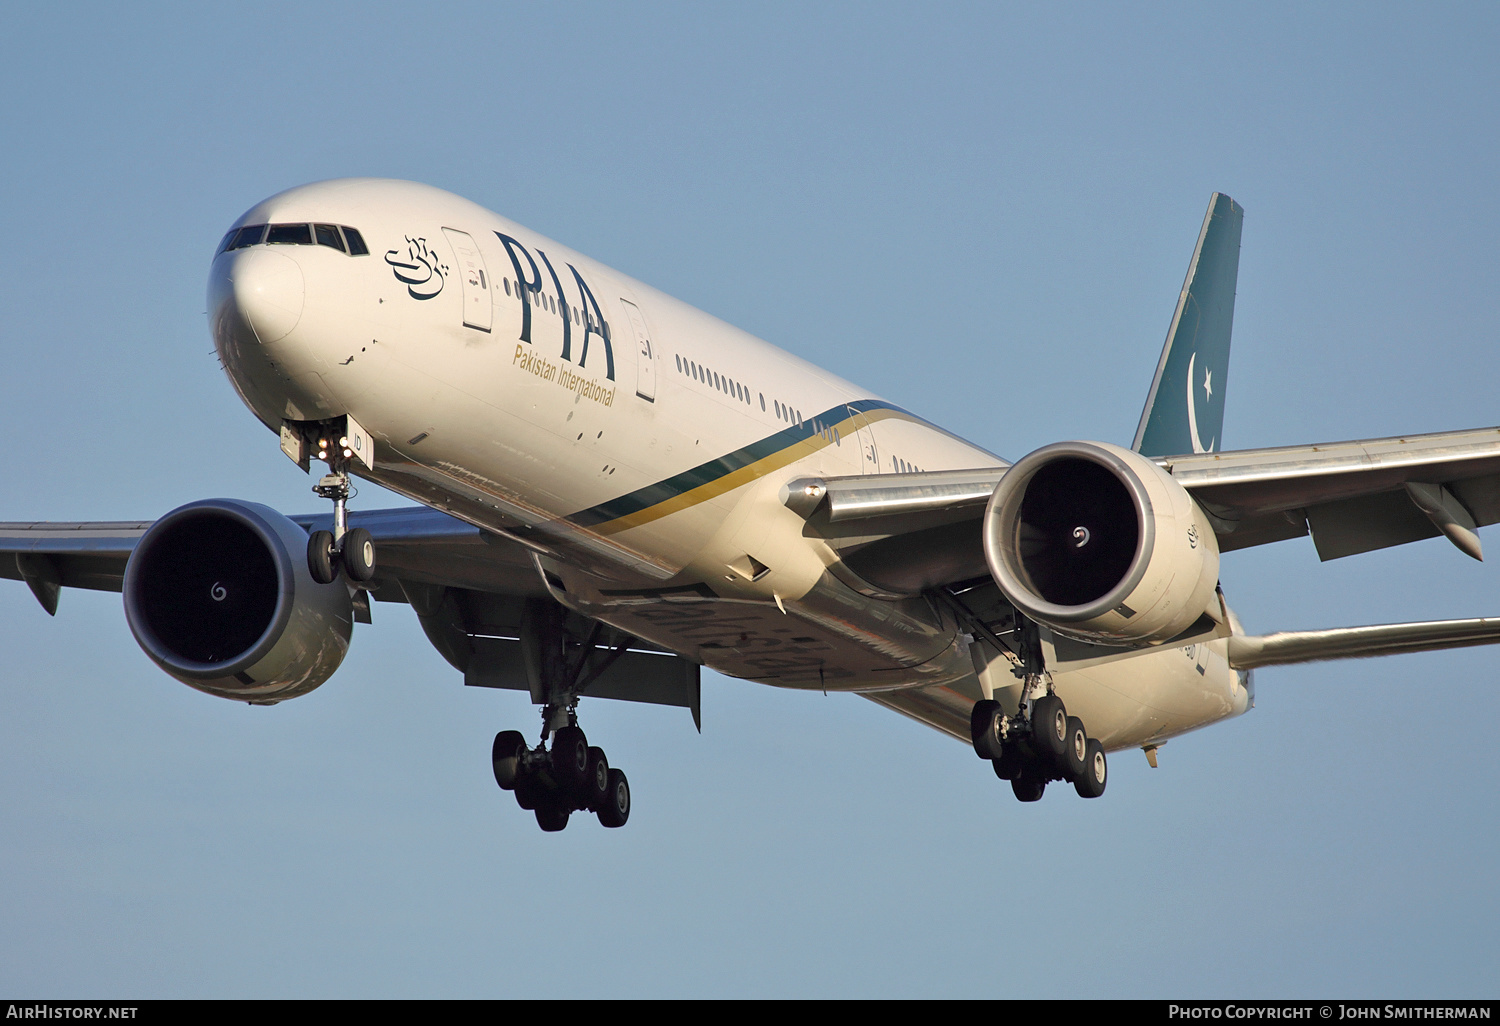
[{"xmin": 303, "ymin": 427, "xmax": 376, "ymax": 585}]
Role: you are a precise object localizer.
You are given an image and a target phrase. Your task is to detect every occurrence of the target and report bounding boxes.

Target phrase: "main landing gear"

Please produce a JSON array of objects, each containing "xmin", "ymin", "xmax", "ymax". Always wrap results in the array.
[
  {"xmin": 970, "ymin": 685, "xmax": 1108, "ymax": 802},
  {"xmin": 488, "ymin": 600, "xmax": 633, "ymax": 832},
  {"xmin": 491, "ymin": 719, "xmax": 630, "ymax": 831}
]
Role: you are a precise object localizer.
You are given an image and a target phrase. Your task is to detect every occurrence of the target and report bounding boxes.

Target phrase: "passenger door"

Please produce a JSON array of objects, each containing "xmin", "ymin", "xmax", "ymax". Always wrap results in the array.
[
  {"xmin": 442, "ymin": 228, "xmax": 492, "ymax": 332},
  {"xmin": 619, "ymin": 298, "xmax": 656, "ymax": 402}
]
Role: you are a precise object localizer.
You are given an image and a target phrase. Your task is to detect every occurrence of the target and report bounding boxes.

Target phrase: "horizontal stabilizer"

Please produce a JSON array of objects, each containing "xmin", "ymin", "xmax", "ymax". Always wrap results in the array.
[{"xmin": 1227, "ymin": 616, "xmax": 1500, "ymax": 669}]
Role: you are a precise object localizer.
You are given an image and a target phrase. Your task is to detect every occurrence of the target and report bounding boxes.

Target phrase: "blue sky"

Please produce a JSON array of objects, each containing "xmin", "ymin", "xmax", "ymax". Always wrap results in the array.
[{"xmin": 1, "ymin": 2, "xmax": 1496, "ymax": 997}]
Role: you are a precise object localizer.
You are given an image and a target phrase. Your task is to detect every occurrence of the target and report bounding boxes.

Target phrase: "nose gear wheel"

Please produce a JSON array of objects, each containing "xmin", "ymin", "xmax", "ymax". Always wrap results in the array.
[{"xmin": 298, "ymin": 419, "xmax": 378, "ymax": 585}]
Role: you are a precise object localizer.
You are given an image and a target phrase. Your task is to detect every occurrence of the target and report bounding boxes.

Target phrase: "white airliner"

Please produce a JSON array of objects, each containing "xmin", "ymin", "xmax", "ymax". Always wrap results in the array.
[{"xmin": 7, "ymin": 180, "xmax": 1500, "ymax": 830}]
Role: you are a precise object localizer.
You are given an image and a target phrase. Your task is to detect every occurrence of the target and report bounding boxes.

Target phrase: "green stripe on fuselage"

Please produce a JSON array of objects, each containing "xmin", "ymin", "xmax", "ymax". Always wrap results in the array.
[{"xmin": 568, "ymin": 399, "xmax": 974, "ymax": 535}]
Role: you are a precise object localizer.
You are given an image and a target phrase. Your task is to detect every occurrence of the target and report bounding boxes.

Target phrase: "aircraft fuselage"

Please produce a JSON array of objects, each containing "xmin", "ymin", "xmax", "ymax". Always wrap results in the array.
[{"xmin": 208, "ymin": 178, "xmax": 1250, "ymax": 753}]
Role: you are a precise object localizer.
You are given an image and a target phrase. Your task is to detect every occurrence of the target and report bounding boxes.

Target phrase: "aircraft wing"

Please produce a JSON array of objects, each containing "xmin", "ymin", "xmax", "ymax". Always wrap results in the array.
[
  {"xmin": 0, "ymin": 505, "xmax": 702, "ymax": 717},
  {"xmin": 1161, "ymin": 425, "xmax": 1500, "ymax": 559},
  {"xmin": 787, "ymin": 423, "xmax": 1500, "ymax": 596},
  {"xmin": 0, "ymin": 506, "xmax": 543, "ymax": 613}
]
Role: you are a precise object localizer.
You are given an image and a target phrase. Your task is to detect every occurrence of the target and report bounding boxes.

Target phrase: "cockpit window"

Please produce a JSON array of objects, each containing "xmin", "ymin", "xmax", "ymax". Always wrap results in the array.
[
  {"xmin": 218, "ymin": 222, "xmax": 367, "ymax": 256},
  {"xmin": 341, "ymin": 226, "xmax": 369, "ymax": 255},
  {"xmin": 266, "ymin": 223, "xmax": 313, "ymax": 246},
  {"xmin": 228, "ymin": 224, "xmax": 267, "ymax": 251},
  {"xmin": 217, "ymin": 228, "xmax": 238, "ymax": 255},
  {"xmin": 314, "ymin": 224, "xmax": 345, "ymax": 252}
]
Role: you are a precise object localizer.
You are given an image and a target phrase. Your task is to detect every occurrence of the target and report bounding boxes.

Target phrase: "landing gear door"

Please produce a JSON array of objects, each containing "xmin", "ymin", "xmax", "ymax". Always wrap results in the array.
[
  {"xmin": 620, "ymin": 298, "xmax": 656, "ymax": 402},
  {"xmin": 442, "ymin": 228, "xmax": 492, "ymax": 332}
]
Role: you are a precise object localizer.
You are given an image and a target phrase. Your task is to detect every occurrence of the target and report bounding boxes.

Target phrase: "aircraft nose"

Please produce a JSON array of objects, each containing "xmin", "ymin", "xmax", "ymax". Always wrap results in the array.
[{"xmin": 230, "ymin": 248, "xmax": 305, "ymax": 343}]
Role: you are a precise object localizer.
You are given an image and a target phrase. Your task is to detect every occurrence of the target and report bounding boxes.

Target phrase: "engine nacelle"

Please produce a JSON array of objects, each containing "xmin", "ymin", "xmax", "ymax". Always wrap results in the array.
[
  {"xmin": 983, "ymin": 441, "xmax": 1220, "ymax": 645},
  {"xmin": 123, "ymin": 499, "xmax": 353, "ymax": 703}
]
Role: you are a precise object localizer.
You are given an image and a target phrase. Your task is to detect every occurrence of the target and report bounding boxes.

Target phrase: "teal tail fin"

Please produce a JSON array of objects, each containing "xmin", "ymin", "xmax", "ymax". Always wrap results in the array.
[{"xmin": 1132, "ymin": 193, "xmax": 1244, "ymax": 457}]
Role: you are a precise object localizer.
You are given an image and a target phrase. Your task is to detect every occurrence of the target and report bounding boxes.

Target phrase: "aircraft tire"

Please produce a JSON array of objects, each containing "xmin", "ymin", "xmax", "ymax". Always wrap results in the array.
[
  {"xmin": 581, "ymin": 746, "xmax": 609, "ymax": 811},
  {"xmin": 341, "ymin": 527, "xmax": 376, "ymax": 582},
  {"xmin": 492, "ymin": 730, "xmax": 526, "ymax": 790},
  {"xmin": 536, "ymin": 803, "xmax": 570, "ymax": 832},
  {"xmin": 307, "ymin": 530, "xmax": 337, "ymax": 584},
  {"xmin": 1031, "ymin": 694, "xmax": 1069, "ymax": 770},
  {"xmin": 992, "ymin": 745, "xmax": 1024, "ymax": 781},
  {"xmin": 599, "ymin": 768, "xmax": 630, "ymax": 828},
  {"xmin": 1074, "ymin": 739, "xmax": 1107, "ymax": 799},
  {"xmin": 552, "ymin": 725, "xmax": 590, "ymax": 792},
  {"xmin": 1063, "ymin": 717, "xmax": 1089, "ymax": 782},
  {"xmin": 1011, "ymin": 772, "xmax": 1046, "ymax": 802},
  {"xmin": 970, "ymin": 700, "xmax": 1003, "ymax": 760},
  {"xmin": 514, "ymin": 770, "xmax": 548, "ymax": 811}
]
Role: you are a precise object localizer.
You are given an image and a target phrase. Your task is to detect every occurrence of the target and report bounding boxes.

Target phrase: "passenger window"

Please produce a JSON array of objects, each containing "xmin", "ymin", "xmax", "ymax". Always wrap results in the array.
[
  {"xmin": 341, "ymin": 227, "xmax": 369, "ymax": 255},
  {"xmin": 267, "ymin": 223, "xmax": 312, "ymax": 245},
  {"xmin": 314, "ymin": 224, "xmax": 346, "ymax": 251},
  {"xmin": 229, "ymin": 224, "xmax": 266, "ymax": 250}
]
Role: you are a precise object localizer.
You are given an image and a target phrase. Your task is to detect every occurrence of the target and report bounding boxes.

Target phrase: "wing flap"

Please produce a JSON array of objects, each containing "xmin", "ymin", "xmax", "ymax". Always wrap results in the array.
[
  {"xmin": 860, "ymin": 683, "xmax": 978, "ymax": 744},
  {"xmin": 1303, "ymin": 489, "xmax": 1442, "ymax": 560}
]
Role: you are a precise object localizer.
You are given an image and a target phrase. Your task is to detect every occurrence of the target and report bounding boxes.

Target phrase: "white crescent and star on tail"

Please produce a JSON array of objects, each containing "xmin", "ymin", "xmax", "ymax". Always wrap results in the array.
[{"xmin": 1186, "ymin": 350, "xmax": 1216, "ymax": 454}]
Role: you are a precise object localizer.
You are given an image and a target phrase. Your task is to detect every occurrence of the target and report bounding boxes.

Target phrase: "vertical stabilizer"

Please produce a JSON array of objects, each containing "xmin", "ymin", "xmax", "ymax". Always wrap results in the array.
[{"xmin": 1132, "ymin": 193, "xmax": 1243, "ymax": 457}]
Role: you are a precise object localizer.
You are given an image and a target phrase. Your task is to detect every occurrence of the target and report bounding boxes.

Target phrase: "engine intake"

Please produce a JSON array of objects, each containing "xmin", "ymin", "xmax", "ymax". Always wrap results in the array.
[
  {"xmin": 984, "ymin": 441, "xmax": 1219, "ymax": 645},
  {"xmin": 123, "ymin": 499, "xmax": 353, "ymax": 702}
]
